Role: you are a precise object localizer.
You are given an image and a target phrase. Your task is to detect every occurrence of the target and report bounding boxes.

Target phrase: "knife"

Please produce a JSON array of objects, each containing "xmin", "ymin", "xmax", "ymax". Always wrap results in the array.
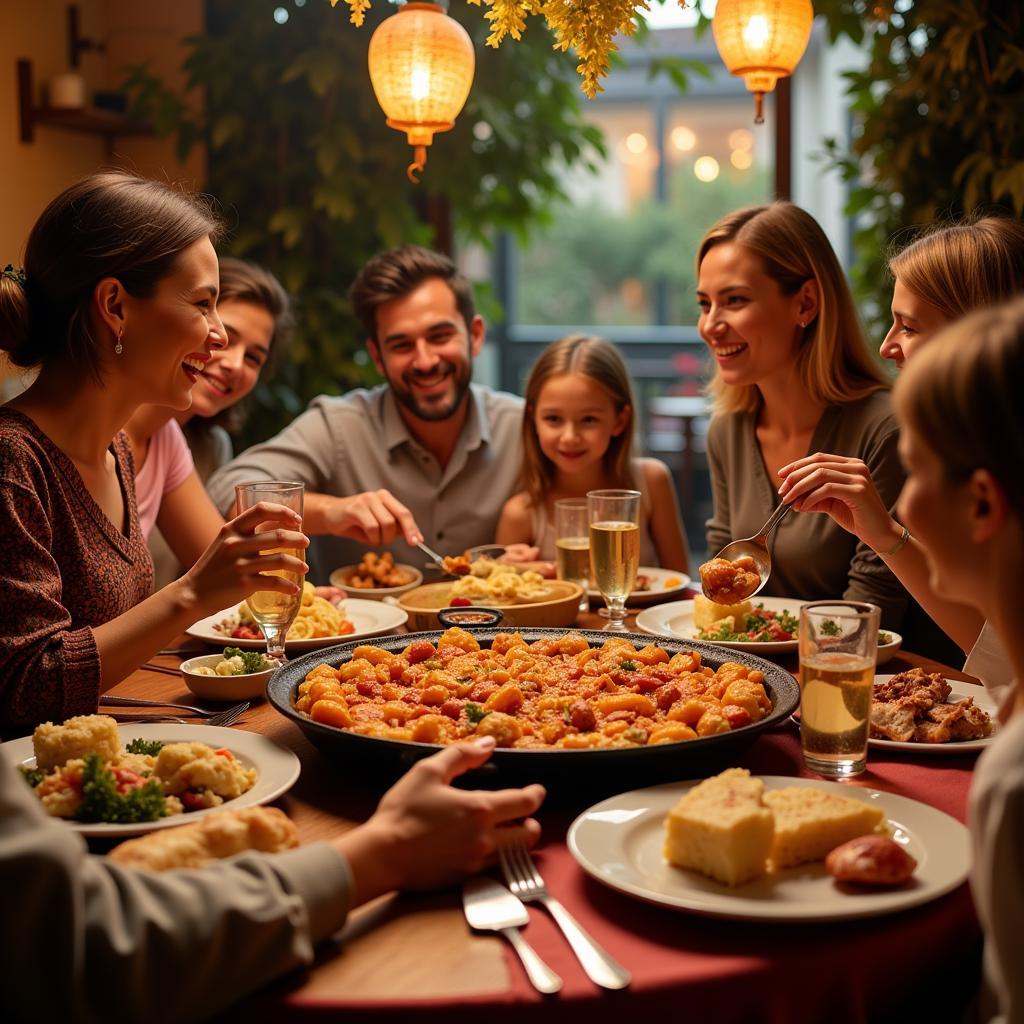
[{"xmin": 462, "ymin": 877, "xmax": 562, "ymax": 994}]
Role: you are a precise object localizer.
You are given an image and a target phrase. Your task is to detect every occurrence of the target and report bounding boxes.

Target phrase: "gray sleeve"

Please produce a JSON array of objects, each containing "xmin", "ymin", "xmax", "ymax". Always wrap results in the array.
[
  {"xmin": 843, "ymin": 422, "xmax": 910, "ymax": 627},
  {"xmin": 206, "ymin": 401, "xmax": 341, "ymax": 516},
  {"xmin": 0, "ymin": 764, "xmax": 353, "ymax": 1023},
  {"xmin": 704, "ymin": 414, "xmax": 732, "ymax": 557}
]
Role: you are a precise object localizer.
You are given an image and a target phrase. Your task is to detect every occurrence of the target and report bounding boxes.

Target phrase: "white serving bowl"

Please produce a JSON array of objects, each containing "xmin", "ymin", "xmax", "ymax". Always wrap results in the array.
[
  {"xmin": 876, "ymin": 630, "xmax": 903, "ymax": 666},
  {"xmin": 328, "ymin": 562, "xmax": 423, "ymax": 601},
  {"xmin": 180, "ymin": 653, "xmax": 276, "ymax": 701}
]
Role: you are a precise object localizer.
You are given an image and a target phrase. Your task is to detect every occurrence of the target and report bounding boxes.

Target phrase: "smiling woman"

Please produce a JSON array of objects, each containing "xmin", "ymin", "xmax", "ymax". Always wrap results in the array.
[{"xmin": 0, "ymin": 171, "xmax": 309, "ymax": 732}]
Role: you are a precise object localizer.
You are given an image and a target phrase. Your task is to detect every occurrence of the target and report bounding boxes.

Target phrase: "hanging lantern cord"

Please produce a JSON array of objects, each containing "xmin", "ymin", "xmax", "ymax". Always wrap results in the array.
[
  {"xmin": 753, "ymin": 92, "xmax": 765, "ymax": 125},
  {"xmin": 407, "ymin": 145, "xmax": 427, "ymax": 184}
]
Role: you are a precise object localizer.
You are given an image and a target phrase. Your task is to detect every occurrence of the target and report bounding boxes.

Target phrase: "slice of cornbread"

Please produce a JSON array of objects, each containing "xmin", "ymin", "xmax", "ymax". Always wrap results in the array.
[
  {"xmin": 693, "ymin": 594, "xmax": 752, "ymax": 631},
  {"xmin": 764, "ymin": 787, "xmax": 887, "ymax": 869},
  {"xmin": 663, "ymin": 768, "xmax": 774, "ymax": 886}
]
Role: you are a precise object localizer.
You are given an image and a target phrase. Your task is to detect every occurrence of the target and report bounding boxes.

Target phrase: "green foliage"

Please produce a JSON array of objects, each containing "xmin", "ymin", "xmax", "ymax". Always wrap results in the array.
[
  {"xmin": 77, "ymin": 755, "xmax": 168, "ymax": 824},
  {"xmin": 124, "ymin": 0, "xmax": 603, "ymax": 449},
  {"xmin": 124, "ymin": 738, "xmax": 165, "ymax": 757},
  {"xmin": 813, "ymin": 0, "xmax": 1024, "ymax": 334}
]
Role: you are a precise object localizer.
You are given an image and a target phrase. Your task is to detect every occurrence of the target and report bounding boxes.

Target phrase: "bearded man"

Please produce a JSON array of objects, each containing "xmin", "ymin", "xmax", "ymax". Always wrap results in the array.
[{"xmin": 206, "ymin": 245, "xmax": 524, "ymax": 577}]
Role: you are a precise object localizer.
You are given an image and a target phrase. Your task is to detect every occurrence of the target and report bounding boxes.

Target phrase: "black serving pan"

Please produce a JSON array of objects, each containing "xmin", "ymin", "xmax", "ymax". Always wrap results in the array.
[{"xmin": 266, "ymin": 627, "xmax": 800, "ymax": 789}]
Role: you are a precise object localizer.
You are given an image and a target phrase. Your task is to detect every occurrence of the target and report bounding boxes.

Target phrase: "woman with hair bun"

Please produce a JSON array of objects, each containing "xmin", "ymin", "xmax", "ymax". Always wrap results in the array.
[
  {"xmin": 0, "ymin": 171, "xmax": 308, "ymax": 731},
  {"xmin": 697, "ymin": 202, "xmax": 913, "ymax": 634},
  {"xmin": 778, "ymin": 215, "xmax": 1024, "ymax": 697}
]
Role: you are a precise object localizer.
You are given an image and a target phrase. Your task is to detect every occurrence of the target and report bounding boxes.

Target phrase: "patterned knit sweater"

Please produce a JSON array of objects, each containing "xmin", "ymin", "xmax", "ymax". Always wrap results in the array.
[{"xmin": 0, "ymin": 409, "xmax": 153, "ymax": 734}]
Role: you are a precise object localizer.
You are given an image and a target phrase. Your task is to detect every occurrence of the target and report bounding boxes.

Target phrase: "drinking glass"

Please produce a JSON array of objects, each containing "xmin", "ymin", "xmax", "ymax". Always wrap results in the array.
[
  {"xmin": 798, "ymin": 600, "xmax": 881, "ymax": 778},
  {"xmin": 234, "ymin": 481, "xmax": 305, "ymax": 663},
  {"xmin": 587, "ymin": 489, "xmax": 641, "ymax": 631},
  {"xmin": 554, "ymin": 498, "xmax": 590, "ymax": 615}
]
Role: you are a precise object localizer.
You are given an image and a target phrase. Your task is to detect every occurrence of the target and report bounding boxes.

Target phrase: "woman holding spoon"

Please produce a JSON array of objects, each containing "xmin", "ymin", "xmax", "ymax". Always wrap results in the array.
[
  {"xmin": 698, "ymin": 202, "xmax": 909, "ymax": 631},
  {"xmin": 0, "ymin": 171, "xmax": 308, "ymax": 731}
]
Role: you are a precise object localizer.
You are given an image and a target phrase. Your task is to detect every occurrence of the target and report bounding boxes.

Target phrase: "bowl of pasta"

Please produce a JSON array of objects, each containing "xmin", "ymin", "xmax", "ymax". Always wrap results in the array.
[
  {"xmin": 265, "ymin": 626, "xmax": 800, "ymax": 787},
  {"xmin": 398, "ymin": 568, "xmax": 584, "ymax": 631}
]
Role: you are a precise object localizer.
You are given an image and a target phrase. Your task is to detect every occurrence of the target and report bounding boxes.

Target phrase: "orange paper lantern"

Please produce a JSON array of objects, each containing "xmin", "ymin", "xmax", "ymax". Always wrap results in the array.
[
  {"xmin": 712, "ymin": 0, "xmax": 814, "ymax": 123},
  {"xmin": 367, "ymin": 2, "xmax": 475, "ymax": 182}
]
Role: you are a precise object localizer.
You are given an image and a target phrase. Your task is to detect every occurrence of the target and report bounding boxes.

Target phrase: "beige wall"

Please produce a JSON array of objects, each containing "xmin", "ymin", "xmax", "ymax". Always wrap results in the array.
[
  {"xmin": 0, "ymin": 0, "xmax": 204, "ymax": 386},
  {"xmin": 0, "ymin": 0, "xmax": 205, "ymax": 262}
]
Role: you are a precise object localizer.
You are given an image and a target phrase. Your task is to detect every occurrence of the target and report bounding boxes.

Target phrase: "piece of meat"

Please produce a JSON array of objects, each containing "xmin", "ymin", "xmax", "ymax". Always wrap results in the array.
[
  {"xmin": 873, "ymin": 668, "xmax": 950, "ymax": 704},
  {"xmin": 870, "ymin": 701, "xmax": 917, "ymax": 742},
  {"xmin": 826, "ymin": 835, "xmax": 917, "ymax": 886}
]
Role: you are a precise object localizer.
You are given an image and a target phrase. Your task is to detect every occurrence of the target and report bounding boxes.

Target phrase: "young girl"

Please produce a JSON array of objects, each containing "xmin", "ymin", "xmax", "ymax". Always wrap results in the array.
[
  {"xmin": 777, "ymin": 215, "xmax": 1024, "ymax": 702},
  {"xmin": 890, "ymin": 298, "xmax": 1024, "ymax": 1023},
  {"xmin": 496, "ymin": 334, "xmax": 690, "ymax": 572}
]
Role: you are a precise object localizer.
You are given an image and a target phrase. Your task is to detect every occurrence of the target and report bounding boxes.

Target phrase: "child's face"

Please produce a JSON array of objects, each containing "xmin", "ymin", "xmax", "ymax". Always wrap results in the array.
[{"xmin": 533, "ymin": 373, "xmax": 629, "ymax": 478}]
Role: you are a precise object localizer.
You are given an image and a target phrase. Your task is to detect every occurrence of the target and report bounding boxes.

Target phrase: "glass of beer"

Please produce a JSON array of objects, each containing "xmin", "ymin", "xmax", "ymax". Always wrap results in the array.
[
  {"xmin": 798, "ymin": 600, "xmax": 881, "ymax": 778},
  {"xmin": 554, "ymin": 498, "xmax": 590, "ymax": 615},
  {"xmin": 587, "ymin": 489, "xmax": 641, "ymax": 631},
  {"xmin": 234, "ymin": 480, "xmax": 306, "ymax": 663}
]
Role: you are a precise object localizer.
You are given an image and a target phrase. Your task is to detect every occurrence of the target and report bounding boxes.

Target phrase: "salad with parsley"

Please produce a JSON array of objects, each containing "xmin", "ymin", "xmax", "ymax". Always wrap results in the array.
[{"xmin": 696, "ymin": 603, "xmax": 799, "ymax": 643}]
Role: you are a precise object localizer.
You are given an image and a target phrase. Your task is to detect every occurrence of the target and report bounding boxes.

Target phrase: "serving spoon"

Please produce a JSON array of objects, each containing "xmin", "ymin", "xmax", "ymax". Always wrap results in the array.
[{"xmin": 704, "ymin": 500, "xmax": 793, "ymax": 601}]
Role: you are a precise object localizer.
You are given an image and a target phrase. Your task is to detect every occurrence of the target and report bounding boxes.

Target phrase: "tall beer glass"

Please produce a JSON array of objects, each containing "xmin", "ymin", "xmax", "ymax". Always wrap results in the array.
[
  {"xmin": 587, "ymin": 489, "xmax": 641, "ymax": 631},
  {"xmin": 234, "ymin": 480, "xmax": 305, "ymax": 663},
  {"xmin": 555, "ymin": 497, "xmax": 590, "ymax": 615},
  {"xmin": 799, "ymin": 600, "xmax": 880, "ymax": 778}
]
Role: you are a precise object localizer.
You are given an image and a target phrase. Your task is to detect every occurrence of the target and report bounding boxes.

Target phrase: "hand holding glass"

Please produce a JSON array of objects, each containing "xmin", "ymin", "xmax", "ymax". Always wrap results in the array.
[
  {"xmin": 587, "ymin": 489, "xmax": 641, "ymax": 631},
  {"xmin": 554, "ymin": 498, "xmax": 590, "ymax": 614},
  {"xmin": 234, "ymin": 481, "xmax": 306, "ymax": 663},
  {"xmin": 798, "ymin": 601, "xmax": 880, "ymax": 778}
]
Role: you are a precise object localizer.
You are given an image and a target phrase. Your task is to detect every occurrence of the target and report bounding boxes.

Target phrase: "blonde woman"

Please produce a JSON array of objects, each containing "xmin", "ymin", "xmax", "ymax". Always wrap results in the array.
[
  {"xmin": 890, "ymin": 299, "xmax": 1024, "ymax": 1023},
  {"xmin": 496, "ymin": 334, "xmax": 689, "ymax": 571},
  {"xmin": 698, "ymin": 202, "xmax": 909, "ymax": 627},
  {"xmin": 778, "ymin": 216, "xmax": 1024, "ymax": 697}
]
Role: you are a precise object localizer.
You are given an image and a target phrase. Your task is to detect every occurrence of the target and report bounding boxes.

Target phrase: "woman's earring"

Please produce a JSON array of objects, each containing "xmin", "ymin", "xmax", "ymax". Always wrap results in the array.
[
  {"xmin": 799, "ymin": 320, "xmax": 808, "ymax": 328},
  {"xmin": 115, "ymin": 327, "xmax": 123, "ymax": 355}
]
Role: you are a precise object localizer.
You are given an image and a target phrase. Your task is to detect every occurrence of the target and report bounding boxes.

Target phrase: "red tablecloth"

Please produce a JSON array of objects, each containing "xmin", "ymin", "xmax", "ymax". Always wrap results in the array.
[{"xmin": 266, "ymin": 725, "xmax": 982, "ymax": 1023}]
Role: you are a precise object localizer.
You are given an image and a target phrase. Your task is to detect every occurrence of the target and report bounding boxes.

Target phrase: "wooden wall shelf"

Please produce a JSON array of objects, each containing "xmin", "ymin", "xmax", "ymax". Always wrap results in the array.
[{"xmin": 17, "ymin": 58, "xmax": 150, "ymax": 155}]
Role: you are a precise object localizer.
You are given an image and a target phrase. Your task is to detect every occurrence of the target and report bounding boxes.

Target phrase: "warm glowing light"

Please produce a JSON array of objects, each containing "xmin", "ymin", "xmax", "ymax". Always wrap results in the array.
[
  {"xmin": 625, "ymin": 132, "xmax": 648, "ymax": 154},
  {"xmin": 671, "ymin": 126, "xmax": 697, "ymax": 151},
  {"xmin": 367, "ymin": 2, "xmax": 475, "ymax": 182},
  {"xmin": 729, "ymin": 128, "xmax": 753, "ymax": 151},
  {"xmin": 694, "ymin": 156, "xmax": 720, "ymax": 182},
  {"xmin": 712, "ymin": 0, "xmax": 813, "ymax": 122},
  {"xmin": 730, "ymin": 148, "xmax": 753, "ymax": 169}
]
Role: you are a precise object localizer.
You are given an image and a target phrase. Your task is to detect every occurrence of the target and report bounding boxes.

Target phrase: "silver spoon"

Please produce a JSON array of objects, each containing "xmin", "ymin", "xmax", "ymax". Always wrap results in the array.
[{"xmin": 703, "ymin": 501, "xmax": 793, "ymax": 601}]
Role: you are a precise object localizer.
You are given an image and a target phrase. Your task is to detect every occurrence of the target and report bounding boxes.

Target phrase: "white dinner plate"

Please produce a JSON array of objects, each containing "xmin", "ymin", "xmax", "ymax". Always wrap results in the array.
[
  {"xmin": 635, "ymin": 596, "xmax": 803, "ymax": 653},
  {"xmin": 588, "ymin": 567, "xmax": 692, "ymax": 605},
  {"xmin": 3, "ymin": 723, "xmax": 301, "ymax": 838},
  {"xmin": 186, "ymin": 598, "xmax": 408, "ymax": 651},
  {"xmin": 568, "ymin": 775, "xmax": 969, "ymax": 922},
  {"xmin": 869, "ymin": 676, "xmax": 998, "ymax": 755}
]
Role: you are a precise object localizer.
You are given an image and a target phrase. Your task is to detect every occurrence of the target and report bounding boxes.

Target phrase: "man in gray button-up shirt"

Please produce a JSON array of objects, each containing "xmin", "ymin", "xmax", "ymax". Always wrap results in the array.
[{"xmin": 207, "ymin": 246, "xmax": 524, "ymax": 580}]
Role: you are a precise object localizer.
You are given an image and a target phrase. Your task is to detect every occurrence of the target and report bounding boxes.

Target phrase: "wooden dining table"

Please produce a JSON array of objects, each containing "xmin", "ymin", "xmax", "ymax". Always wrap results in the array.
[{"xmin": 101, "ymin": 605, "xmax": 987, "ymax": 1023}]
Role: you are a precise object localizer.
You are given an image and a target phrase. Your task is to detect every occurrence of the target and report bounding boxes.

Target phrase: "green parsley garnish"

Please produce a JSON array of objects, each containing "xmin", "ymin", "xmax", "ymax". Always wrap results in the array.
[
  {"xmin": 76, "ymin": 754, "xmax": 168, "ymax": 824},
  {"xmin": 819, "ymin": 619, "xmax": 841, "ymax": 637},
  {"xmin": 223, "ymin": 647, "xmax": 270, "ymax": 674},
  {"xmin": 19, "ymin": 766, "xmax": 44, "ymax": 788},
  {"xmin": 464, "ymin": 702, "xmax": 492, "ymax": 727},
  {"xmin": 125, "ymin": 738, "xmax": 164, "ymax": 757},
  {"xmin": 619, "ymin": 660, "xmax": 638, "ymax": 672}
]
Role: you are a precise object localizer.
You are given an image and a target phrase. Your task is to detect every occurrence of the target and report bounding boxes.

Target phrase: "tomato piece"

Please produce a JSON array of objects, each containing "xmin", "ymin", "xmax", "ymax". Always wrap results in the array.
[
  {"xmin": 722, "ymin": 704, "xmax": 752, "ymax": 729},
  {"xmin": 405, "ymin": 641, "xmax": 437, "ymax": 664},
  {"xmin": 112, "ymin": 767, "xmax": 147, "ymax": 793},
  {"xmin": 180, "ymin": 790, "xmax": 207, "ymax": 812},
  {"xmin": 450, "ymin": 597, "xmax": 472, "ymax": 607}
]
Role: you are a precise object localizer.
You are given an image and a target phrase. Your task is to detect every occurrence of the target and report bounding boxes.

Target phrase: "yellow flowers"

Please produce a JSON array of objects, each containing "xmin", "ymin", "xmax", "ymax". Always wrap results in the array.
[{"xmin": 332, "ymin": 0, "xmax": 690, "ymax": 98}]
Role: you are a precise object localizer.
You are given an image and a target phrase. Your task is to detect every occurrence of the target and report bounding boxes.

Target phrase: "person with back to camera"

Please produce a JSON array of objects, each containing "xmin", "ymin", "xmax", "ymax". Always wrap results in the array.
[
  {"xmin": 206, "ymin": 244, "xmax": 527, "ymax": 579},
  {"xmin": 888, "ymin": 297, "xmax": 1024, "ymax": 1024},
  {"xmin": 777, "ymin": 216, "xmax": 1024, "ymax": 705},
  {"xmin": 496, "ymin": 333, "xmax": 690, "ymax": 573},
  {"xmin": 697, "ymin": 202, "xmax": 922, "ymax": 638},
  {"xmin": 124, "ymin": 257, "xmax": 297, "ymax": 586},
  {"xmin": 0, "ymin": 172, "xmax": 309, "ymax": 732}
]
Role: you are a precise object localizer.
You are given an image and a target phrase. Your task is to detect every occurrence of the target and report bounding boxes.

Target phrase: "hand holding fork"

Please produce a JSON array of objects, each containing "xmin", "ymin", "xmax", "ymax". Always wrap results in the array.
[{"xmin": 500, "ymin": 842, "xmax": 631, "ymax": 990}]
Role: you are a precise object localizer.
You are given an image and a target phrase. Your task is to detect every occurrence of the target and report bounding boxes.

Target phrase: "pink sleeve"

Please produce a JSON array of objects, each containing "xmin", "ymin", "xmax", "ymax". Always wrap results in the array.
[{"xmin": 135, "ymin": 421, "xmax": 196, "ymax": 539}]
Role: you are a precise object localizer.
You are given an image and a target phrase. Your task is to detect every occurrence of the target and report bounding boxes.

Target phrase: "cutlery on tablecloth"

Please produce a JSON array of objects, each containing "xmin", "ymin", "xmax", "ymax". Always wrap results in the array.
[
  {"xmin": 100, "ymin": 696, "xmax": 250, "ymax": 719},
  {"xmin": 500, "ymin": 843, "xmax": 630, "ymax": 990},
  {"xmin": 462, "ymin": 877, "xmax": 562, "ymax": 994},
  {"xmin": 704, "ymin": 500, "xmax": 793, "ymax": 600}
]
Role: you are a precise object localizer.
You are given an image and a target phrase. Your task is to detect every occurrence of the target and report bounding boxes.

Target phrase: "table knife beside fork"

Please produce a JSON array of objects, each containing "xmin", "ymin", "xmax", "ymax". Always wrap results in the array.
[{"xmin": 462, "ymin": 877, "xmax": 562, "ymax": 994}]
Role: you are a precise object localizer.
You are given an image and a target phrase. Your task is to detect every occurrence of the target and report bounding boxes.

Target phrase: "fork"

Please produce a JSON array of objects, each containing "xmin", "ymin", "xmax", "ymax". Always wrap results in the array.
[
  {"xmin": 107, "ymin": 705, "xmax": 247, "ymax": 726},
  {"xmin": 499, "ymin": 843, "xmax": 631, "ymax": 990},
  {"xmin": 100, "ymin": 696, "xmax": 250, "ymax": 722}
]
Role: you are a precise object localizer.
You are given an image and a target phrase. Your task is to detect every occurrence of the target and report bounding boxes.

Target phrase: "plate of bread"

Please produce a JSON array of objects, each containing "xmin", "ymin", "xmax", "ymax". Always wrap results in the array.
[{"xmin": 568, "ymin": 769, "xmax": 969, "ymax": 921}]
